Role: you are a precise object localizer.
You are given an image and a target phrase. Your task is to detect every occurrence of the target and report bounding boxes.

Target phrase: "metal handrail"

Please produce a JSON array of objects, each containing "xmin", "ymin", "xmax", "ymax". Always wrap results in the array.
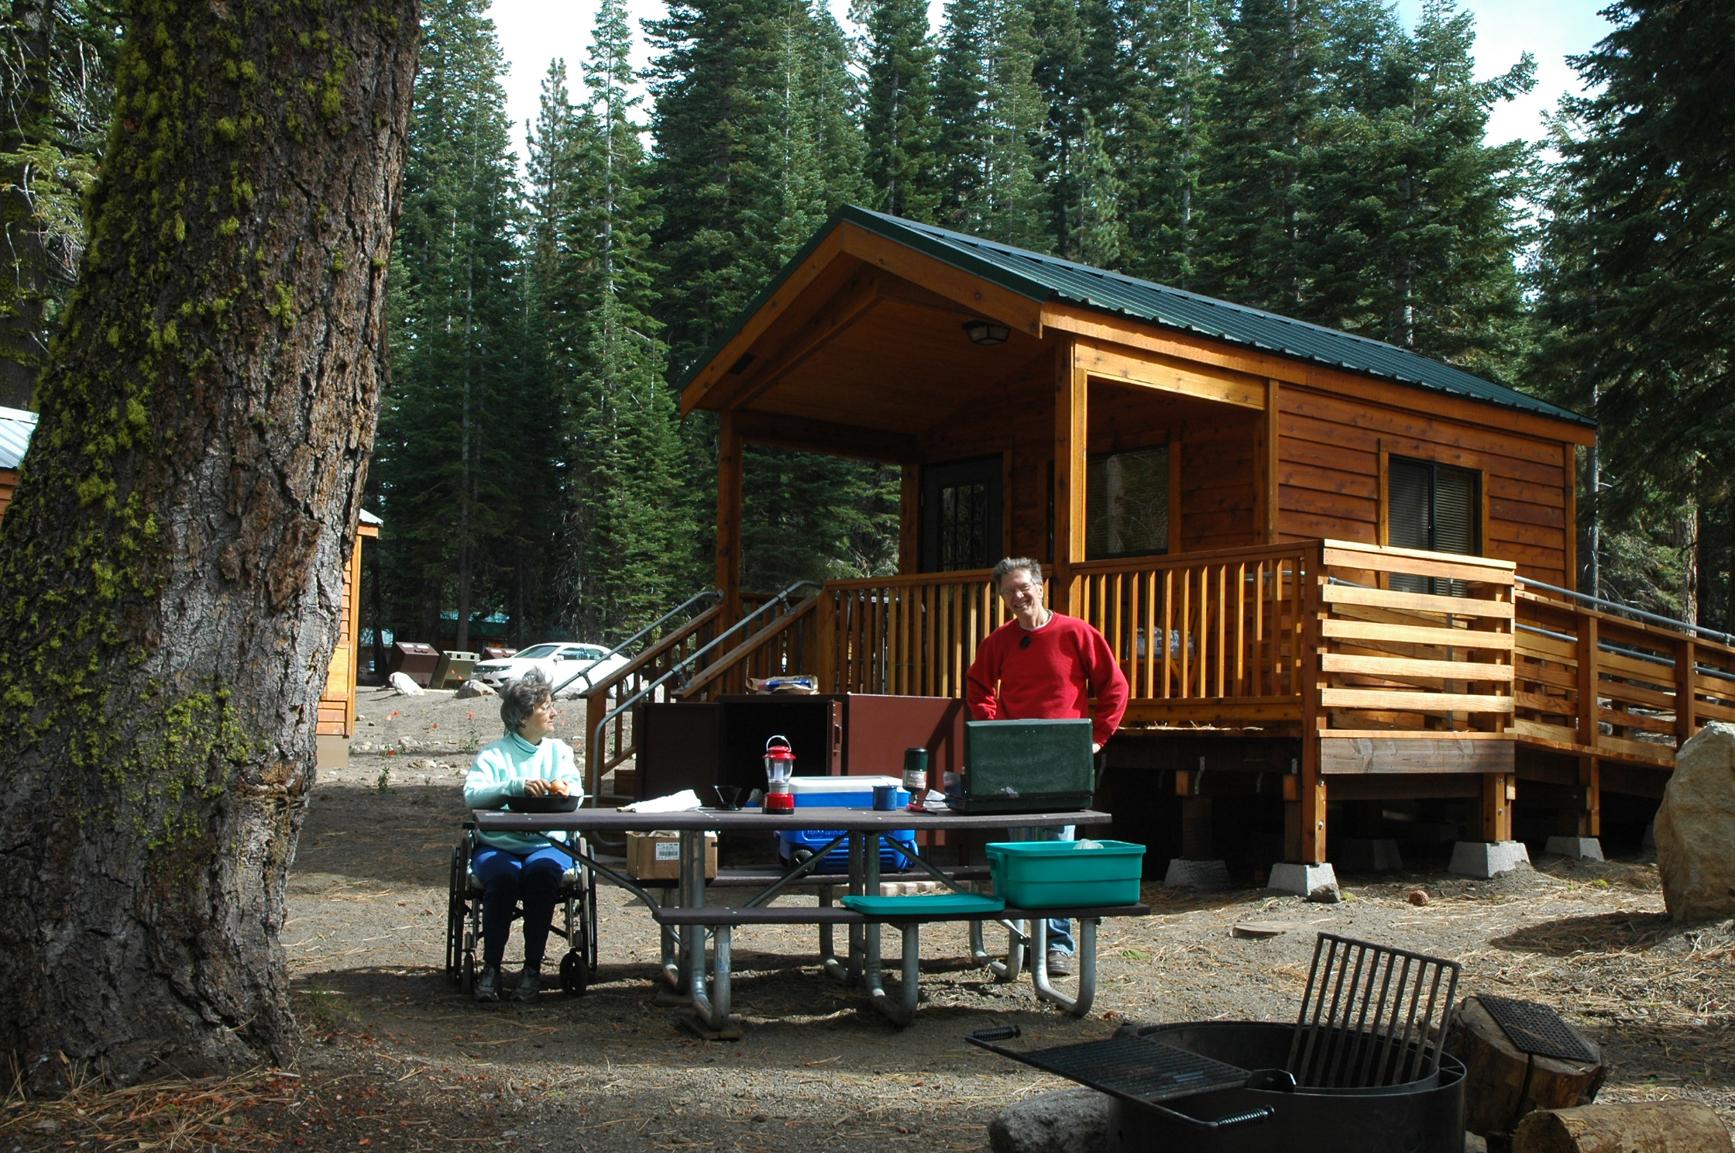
[
  {"xmin": 587, "ymin": 580, "xmax": 821, "ymax": 797},
  {"xmin": 1517, "ymin": 574, "xmax": 1735, "ymax": 648},
  {"xmin": 550, "ymin": 589, "xmax": 723, "ymax": 698}
]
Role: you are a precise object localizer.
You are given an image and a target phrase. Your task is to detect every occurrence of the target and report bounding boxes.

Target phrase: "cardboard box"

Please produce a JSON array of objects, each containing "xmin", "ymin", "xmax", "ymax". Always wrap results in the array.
[{"xmin": 626, "ymin": 831, "xmax": 718, "ymax": 881}]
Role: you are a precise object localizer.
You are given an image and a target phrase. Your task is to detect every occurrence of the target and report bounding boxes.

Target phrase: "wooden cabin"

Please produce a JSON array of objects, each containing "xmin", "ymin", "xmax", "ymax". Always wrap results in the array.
[
  {"xmin": 600, "ymin": 206, "xmax": 1733, "ymax": 876},
  {"xmin": 0, "ymin": 406, "xmax": 378, "ymax": 766}
]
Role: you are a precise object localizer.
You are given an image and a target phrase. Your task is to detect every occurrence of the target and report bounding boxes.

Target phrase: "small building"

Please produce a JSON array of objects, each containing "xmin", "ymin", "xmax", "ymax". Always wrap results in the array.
[{"xmin": 0, "ymin": 406, "xmax": 377, "ymax": 766}]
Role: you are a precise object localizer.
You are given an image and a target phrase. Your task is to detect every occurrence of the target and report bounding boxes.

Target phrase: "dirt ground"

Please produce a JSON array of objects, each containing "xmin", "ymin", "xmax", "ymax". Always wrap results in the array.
[{"xmin": 6, "ymin": 684, "xmax": 1732, "ymax": 1151}]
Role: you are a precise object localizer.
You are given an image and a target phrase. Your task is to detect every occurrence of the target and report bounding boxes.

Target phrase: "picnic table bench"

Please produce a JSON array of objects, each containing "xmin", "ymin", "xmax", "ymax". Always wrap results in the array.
[{"xmin": 473, "ymin": 805, "xmax": 1145, "ymax": 1036}]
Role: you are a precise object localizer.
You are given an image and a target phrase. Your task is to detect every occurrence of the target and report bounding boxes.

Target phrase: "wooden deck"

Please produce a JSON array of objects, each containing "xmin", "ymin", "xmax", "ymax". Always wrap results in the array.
[{"xmin": 576, "ymin": 539, "xmax": 1734, "ymax": 864}]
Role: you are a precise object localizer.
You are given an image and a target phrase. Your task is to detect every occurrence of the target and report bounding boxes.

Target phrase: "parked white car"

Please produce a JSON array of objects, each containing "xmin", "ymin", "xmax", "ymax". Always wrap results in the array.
[{"xmin": 473, "ymin": 642, "xmax": 628, "ymax": 697}]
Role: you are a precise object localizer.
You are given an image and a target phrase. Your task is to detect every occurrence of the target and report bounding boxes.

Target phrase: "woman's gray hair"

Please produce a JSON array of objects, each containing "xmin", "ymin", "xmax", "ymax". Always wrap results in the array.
[
  {"xmin": 500, "ymin": 670, "xmax": 554, "ymax": 735},
  {"xmin": 991, "ymin": 557, "xmax": 1044, "ymax": 590}
]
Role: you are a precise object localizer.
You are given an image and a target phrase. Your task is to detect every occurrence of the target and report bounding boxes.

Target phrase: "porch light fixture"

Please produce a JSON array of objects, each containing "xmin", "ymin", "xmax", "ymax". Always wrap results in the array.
[{"xmin": 963, "ymin": 318, "xmax": 1010, "ymax": 347}]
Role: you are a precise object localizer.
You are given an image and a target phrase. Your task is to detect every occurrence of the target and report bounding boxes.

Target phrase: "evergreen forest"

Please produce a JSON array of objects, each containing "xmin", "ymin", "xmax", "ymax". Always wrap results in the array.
[{"xmin": 3, "ymin": 0, "xmax": 1731, "ymax": 651}]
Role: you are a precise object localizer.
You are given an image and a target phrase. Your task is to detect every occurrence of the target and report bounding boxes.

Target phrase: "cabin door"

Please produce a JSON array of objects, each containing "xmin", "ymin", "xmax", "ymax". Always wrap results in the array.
[{"xmin": 919, "ymin": 456, "xmax": 1002, "ymax": 572}]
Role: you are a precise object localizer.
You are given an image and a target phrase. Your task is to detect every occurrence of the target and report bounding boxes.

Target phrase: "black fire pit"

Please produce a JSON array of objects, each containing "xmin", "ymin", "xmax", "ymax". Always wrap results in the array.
[
  {"xmin": 1105, "ymin": 1021, "xmax": 1465, "ymax": 1153},
  {"xmin": 970, "ymin": 933, "xmax": 1466, "ymax": 1153}
]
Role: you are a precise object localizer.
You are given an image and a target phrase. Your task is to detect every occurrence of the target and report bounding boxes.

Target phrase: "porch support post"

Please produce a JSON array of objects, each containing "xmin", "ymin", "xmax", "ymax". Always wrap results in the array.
[
  {"xmin": 1258, "ymin": 379, "xmax": 1280, "ymax": 544},
  {"xmin": 899, "ymin": 464, "xmax": 919, "ymax": 575},
  {"xmin": 1290, "ymin": 547, "xmax": 1327, "ymax": 864},
  {"xmin": 1054, "ymin": 338, "xmax": 1086, "ymax": 603},
  {"xmin": 716, "ymin": 410, "xmax": 743, "ymax": 626}
]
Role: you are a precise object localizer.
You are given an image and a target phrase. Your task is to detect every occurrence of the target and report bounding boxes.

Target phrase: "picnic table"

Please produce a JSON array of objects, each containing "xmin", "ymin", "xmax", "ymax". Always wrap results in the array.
[{"xmin": 472, "ymin": 805, "xmax": 1149, "ymax": 1037}]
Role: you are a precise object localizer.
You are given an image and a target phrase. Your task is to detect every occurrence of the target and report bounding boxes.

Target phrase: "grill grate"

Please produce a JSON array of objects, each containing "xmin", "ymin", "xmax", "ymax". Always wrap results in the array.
[
  {"xmin": 1477, "ymin": 994, "xmax": 1598, "ymax": 1064},
  {"xmin": 990, "ymin": 1035, "xmax": 1250, "ymax": 1105},
  {"xmin": 1287, "ymin": 933, "xmax": 1462, "ymax": 1089}
]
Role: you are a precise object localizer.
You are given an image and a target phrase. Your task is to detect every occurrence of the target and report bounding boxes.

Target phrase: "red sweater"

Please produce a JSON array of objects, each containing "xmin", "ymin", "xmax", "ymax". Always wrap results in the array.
[{"xmin": 965, "ymin": 612, "xmax": 1129, "ymax": 748}]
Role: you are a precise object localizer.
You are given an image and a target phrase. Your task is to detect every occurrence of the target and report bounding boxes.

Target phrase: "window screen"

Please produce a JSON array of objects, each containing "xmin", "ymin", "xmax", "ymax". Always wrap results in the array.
[
  {"xmin": 1087, "ymin": 445, "xmax": 1170, "ymax": 559},
  {"xmin": 1389, "ymin": 457, "xmax": 1479, "ymax": 594}
]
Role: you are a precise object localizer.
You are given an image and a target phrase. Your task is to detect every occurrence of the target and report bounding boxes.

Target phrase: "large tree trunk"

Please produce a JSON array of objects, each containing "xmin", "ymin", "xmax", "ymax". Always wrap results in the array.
[{"xmin": 0, "ymin": 0, "xmax": 418, "ymax": 1089}]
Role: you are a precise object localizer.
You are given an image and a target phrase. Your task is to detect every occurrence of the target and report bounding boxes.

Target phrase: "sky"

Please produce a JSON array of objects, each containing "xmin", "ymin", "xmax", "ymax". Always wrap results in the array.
[{"xmin": 489, "ymin": 0, "xmax": 1616, "ymax": 167}]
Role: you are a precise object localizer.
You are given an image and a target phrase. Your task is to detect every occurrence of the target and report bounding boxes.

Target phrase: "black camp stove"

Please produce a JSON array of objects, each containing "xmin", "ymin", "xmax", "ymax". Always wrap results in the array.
[{"xmin": 970, "ymin": 933, "xmax": 1467, "ymax": 1153}]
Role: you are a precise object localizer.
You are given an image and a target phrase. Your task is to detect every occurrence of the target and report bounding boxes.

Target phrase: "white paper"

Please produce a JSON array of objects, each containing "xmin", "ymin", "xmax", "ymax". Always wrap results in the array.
[{"xmin": 619, "ymin": 789, "xmax": 703, "ymax": 813}]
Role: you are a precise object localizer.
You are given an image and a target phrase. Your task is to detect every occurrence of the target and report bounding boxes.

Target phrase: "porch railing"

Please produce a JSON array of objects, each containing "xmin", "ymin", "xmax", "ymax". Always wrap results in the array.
[
  {"xmin": 816, "ymin": 569, "xmax": 1004, "ymax": 697},
  {"xmin": 1513, "ymin": 583, "xmax": 1735, "ymax": 767}
]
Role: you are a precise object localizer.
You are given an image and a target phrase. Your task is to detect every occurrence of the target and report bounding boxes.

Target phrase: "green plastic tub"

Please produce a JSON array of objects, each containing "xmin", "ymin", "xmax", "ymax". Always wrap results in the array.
[{"xmin": 985, "ymin": 839, "xmax": 1146, "ymax": 908}]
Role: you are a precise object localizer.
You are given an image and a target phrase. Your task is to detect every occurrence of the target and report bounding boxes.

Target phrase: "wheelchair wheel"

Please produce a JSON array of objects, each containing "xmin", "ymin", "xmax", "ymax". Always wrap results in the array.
[
  {"xmin": 559, "ymin": 949, "xmax": 587, "ymax": 996},
  {"xmin": 445, "ymin": 843, "xmax": 468, "ymax": 984}
]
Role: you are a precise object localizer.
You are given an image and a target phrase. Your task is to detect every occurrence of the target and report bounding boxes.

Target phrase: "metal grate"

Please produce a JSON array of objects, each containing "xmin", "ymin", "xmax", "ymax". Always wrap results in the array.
[
  {"xmin": 985, "ymin": 1034, "xmax": 1250, "ymax": 1105},
  {"xmin": 1287, "ymin": 933, "xmax": 1461, "ymax": 1089},
  {"xmin": 1477, "ymin": 994, "xmax": 1598, "ymax": 1064}
]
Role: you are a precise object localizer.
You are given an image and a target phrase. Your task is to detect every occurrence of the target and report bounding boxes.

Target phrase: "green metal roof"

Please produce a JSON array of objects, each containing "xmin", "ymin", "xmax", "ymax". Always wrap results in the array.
[{"xmin": 832, "ymin": 205, "xmax": 1593, "ymax": 429}]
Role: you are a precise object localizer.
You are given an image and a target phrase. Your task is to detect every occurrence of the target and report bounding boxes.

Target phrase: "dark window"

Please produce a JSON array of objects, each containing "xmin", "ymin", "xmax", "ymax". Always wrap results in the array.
[
  {"xmin": 921, "ymin": 457, "xmax": 1001, "ymax": 572},
  {"xmin": 1389, "ymin": 457, "xmax": 1480, "ymax": 594},
  {"xmin": 1087, "ymin": 446, "xmax": 1170, "ymax": 559}
]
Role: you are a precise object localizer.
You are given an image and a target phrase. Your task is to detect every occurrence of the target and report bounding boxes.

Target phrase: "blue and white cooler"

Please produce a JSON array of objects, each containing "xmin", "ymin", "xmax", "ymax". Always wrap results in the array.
[{"xmin": 778, "ymin": 775, "xmax": 919, "ymax": 873}]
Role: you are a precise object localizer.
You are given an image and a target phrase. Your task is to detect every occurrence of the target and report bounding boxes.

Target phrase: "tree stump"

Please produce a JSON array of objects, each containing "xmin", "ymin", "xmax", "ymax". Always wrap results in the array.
[
  {"xmin": 1447, "ymin": 995, "xmax": 1605, "ymax": 1139},
  {"xmin": 1512, "ymin": 1102, "xmax": 1732, "ymax": 1153}
]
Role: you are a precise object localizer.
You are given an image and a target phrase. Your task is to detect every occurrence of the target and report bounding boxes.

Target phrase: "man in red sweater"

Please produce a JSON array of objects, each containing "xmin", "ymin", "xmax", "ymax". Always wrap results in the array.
[{"xmin": 965, "ymin": 557, "xmax": 1129, "ymax": 978}]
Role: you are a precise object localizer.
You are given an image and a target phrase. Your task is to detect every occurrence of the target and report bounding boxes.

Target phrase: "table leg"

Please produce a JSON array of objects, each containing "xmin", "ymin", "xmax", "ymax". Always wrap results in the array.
[
  {"xmin": 862, "ymin": 921, "xmax": 921, "ymax": 1027},
  {"xmin": 972, "ymin": 917, "xmax": 1028, "ymax": 982},
  {"xmin": 860, "ymin": 831, "xmax": 883, "ymax": 991},
  {"xmin": 1029, "ymin": 918, "xmax": 1096, "ymax": 1017},
  {"xmin": 678, "ymin": 829, "xmax": 734, "ymax": 1033}
]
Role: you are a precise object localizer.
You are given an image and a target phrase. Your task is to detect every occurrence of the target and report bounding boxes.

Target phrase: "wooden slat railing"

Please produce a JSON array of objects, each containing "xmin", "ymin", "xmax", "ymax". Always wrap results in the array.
[
  {"xmin": 1070, "ymin": 544, "xmax": 1310, "ymax": 726},
  {"xmin": 818, "ymin": 569, "xmax": 1004, "ymax": 697},
  {"xmin": 1312, "ymin": 540, "xmax": 1516, "ymax": 737},
  {"xmin": 1513, "ymin": 585, "xmax": 1735, "ymax": 768}
]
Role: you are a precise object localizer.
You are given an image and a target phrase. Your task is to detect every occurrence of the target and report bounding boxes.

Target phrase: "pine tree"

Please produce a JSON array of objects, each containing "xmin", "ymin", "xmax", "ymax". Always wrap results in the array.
[
  {"xmin": 1114, "ymin": 0, "xmax": 1225, "ymax": 286},
  {"xmin": 376, "ymin": 0, "xmax": 538, "ymax": 649},
  {"xmin": 977, "ymin": 0, "xmax": 1049, "ymax": 249},
  {"xmin": 1194, "ymin": 0, "xmax": 1328, "ymax": 311},
  {"xmin": 854, "ymin": 0, "xmax": 940, "ymax": 220},
  {"xmin": 1307, "ymin": 0, "xmax": 1533, "ymax": 378},
  {"xmin": 650, "ymin": 0, "xmax": 897, "ymax": 592},
  {"xmin": 933, "ymin": 0, "xmax": 988, "ymax": 232},
  {"xmin": 564, "ymin": 0, "xmax": 693, "ymax": 633},
  {"xmin": 1530, "ymin": 0, "xmax": 1735, "ymax": 626}
]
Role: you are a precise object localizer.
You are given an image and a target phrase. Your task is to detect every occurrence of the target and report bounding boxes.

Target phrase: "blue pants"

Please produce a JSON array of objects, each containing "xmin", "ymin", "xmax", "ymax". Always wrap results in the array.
[
  {"xmin": 473, "ymin": 845, "xmax": 568, "ymax": 969},
  {"xmin": 1010, "ymin": 824, "xmax": 1075, "ymax": 955}
]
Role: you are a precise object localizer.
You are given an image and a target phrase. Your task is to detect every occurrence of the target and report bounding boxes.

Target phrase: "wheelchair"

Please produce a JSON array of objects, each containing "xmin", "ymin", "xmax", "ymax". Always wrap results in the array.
[{"xmin": 445, "ymin": 822, "xmax": 598, "ymax": 995}]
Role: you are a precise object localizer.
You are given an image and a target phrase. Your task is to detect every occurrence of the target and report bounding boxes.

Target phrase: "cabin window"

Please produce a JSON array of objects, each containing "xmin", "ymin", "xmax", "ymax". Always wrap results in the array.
[
  {"xmin": 1087, "ymin": 446, "xmax": 1170, "ymax": 559},
  {"xmin": 921, "ymin": 456, "xmax": 1002, "ymax": 571},
  {"xmin": 1388, "ymin": 456, "xmax": 1480, "ymax": 593}
]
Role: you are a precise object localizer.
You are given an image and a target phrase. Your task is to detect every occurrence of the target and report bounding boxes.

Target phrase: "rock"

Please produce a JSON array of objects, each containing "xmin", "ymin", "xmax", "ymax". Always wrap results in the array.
[
  {"xmin": 1654, "ymin": 721, "xmax": 1735, "ymax": 920},
  {"xmin": 456, "ymin": 679, "xmax": 496, "ymax": 698},
  {"xmin": 1408, "ymin": 888, "xmax": 1430, "ymax": 906},
  {"xmin": 1307, "ymin": 881, "xmax": 1342, "ymax": 904},
  {"xmin": 988, "ymin": 1088, "xmax": 1110, "ymax": 1153},
  {"xmin": 388, "ymin": 671, "xmax": 423, "ymax": 695}
]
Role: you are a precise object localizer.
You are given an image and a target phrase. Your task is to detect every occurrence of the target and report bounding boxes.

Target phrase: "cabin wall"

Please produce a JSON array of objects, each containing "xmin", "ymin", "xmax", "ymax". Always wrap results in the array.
[
  {"xmin": 0, "ymin": 467, "xmax": 16, "ymax": 520},
  {"xmin": 1277, "ymin": 383, "xmax": 1571, "ymax": 587}
]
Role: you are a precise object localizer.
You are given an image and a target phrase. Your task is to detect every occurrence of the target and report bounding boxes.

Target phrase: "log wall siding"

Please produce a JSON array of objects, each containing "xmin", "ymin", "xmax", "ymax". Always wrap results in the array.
[
  {"xmin": 1276, "ymin": 385, "xmax": 1572, "ymax": 587},
  {"xmin": 0, "ymin": 469, "xmax": 15, "ymax": 521}
]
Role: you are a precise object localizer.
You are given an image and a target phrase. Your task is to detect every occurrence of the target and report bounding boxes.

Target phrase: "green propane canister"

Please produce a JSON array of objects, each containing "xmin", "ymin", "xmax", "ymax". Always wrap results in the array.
[{"xmin": 901, "ymin": 747, "xmax": 929, "ymax": 797}]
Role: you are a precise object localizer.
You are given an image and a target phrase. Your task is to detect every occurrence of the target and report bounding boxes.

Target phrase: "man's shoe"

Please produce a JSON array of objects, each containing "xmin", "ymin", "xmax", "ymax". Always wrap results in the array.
[
  {"xmin": 512, "ymin": 967, "xmax": 542, "ymax": 1002},
  {"xmin": 473, "ymin": 964, "xmax": 501, "ymax": 1003},
  {"xmin": 1046, "ymin": 950, "xmax": 1074, "ymax": 979}
]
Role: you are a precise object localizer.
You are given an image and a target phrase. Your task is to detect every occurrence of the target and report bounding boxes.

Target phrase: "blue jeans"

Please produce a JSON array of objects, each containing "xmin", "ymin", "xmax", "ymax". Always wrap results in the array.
[
  {"xmin": 473, "ymin": 845, "xmax": 568, "ymax": 969},
  {"xmin": 1010, "ymin": 824, "xmax": 1075, "ymax": 955}
]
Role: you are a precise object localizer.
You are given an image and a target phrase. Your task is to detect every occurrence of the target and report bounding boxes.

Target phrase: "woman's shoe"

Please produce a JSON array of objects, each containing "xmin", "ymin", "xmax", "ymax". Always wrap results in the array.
[{"xmin": 474, "ymin": 964, "xmax": 501, "ymax": 1002}]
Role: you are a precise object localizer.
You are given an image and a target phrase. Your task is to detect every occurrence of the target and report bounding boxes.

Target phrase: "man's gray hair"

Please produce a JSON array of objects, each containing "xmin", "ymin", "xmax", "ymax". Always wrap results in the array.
[
  {"xmin": 992, "ymin": 557, "xmax": 1044, "ymax": 589},
  {"xmin": 500, "ymin": 670, "xmax": 554, "ymax": 735}
]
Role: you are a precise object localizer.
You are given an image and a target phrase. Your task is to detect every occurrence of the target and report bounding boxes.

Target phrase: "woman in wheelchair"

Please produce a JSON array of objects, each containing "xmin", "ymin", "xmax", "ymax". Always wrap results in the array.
[{"xmin": 462, "ymin": 671, "xmax": 584, "ymax": 1002}]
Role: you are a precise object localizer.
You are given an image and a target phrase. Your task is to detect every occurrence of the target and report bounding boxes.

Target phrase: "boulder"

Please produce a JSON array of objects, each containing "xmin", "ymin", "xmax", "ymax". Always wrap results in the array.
[
  {"xmin": 455, "ymin": 678, "xmax": 497, "ymax": 698},
  {"xmin": 988, "ymin": 1088, "xmax": 1110, "ymax": 1153},
  {"xmin": 388, "ymin": 671, "xmax": 423, "ymax": 695},
  {"xmin": 1654, "ymin": 721, "xmax": 1735, "ymax": 920}
]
